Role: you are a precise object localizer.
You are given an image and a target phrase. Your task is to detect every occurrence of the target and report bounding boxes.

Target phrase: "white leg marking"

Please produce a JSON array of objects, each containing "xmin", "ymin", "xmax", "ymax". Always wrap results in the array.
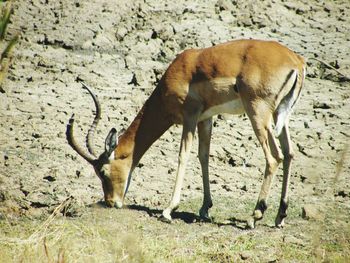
[{"xmin": 198, "ymin": 99, "xmax": 245, "ymax": 122}]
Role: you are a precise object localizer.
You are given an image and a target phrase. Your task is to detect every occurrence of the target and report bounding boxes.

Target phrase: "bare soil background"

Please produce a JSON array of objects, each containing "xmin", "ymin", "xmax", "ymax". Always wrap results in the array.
[{"xmin": 0, "ymin": 0, "xmax": 349, "ymax": 262}]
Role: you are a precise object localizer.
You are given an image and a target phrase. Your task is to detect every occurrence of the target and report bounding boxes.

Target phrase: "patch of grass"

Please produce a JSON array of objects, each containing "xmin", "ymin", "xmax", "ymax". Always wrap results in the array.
[
  {"xmin": 314, "ymin": 205, "xmax": 350, "ymax": 262},
  {"xmin": 0, "ymin": 0, "xmax": 18, "ymax": 92},
  {"xmin": 1, "ymin": 194, "xmax": 349, "ymax": 262},
  {"xmin": 0, "ymin": 200, "xmax": 149, "ymax": 262},
  {"xmin": 0, "ymin": 205, "xmax": 349, "ymax": 262},
  {"xmin": 310, "ymin": 145, "xmax": 350, "ymax": 262},
  {"xmin": 0, "ymin": 0, "xmax": 11, "ymax": 40},
  {"xmin": 277, "ymin": 241, "xmax": 313, "ymax": 262}
]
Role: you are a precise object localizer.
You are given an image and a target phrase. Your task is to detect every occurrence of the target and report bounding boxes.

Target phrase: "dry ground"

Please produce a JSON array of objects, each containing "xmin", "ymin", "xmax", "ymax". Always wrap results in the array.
[{"xmin": 0, "ymin": 0, "xmax": 349, "ymax": 262}]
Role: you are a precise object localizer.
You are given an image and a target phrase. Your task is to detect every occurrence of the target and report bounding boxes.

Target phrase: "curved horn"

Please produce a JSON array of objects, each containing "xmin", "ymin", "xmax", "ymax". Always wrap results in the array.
[
  {"xmin": 81, "ymin": 82, "xmax": 101, "ymax": 157},
  {"xmin": 66, "ymin": 114, "xmax": 96, "ymax": 164}
]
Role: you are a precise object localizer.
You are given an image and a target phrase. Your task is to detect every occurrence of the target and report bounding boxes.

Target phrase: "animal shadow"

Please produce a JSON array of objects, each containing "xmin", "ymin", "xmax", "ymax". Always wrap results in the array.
[
  {"xmin": 216, "ymin": 216, "xmax": 249, "ymax": 230},
  {"xmin": 127, "ymin": 204, "xmax": 202, "ymax": 224},
  {"xmin": 88, "ymin": 202, "xmax": 249, "ymax": 229}
]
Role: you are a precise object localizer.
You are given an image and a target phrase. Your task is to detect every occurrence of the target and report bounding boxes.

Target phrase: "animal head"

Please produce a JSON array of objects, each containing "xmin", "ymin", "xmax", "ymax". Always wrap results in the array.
[{"xmin": 66, "ymin": 83, "xmax": 130, "ymax": 208}]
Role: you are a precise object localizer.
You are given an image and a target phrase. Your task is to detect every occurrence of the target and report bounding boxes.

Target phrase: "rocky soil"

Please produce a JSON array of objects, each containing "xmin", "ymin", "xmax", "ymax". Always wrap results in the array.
[{"xmin": 0, "ymin": 0, "xmax": 349, "ymax": 261}]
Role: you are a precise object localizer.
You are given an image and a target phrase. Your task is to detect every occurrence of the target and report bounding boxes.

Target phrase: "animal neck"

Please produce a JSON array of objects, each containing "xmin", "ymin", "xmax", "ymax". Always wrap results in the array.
[{"xmin": 115, "ymin": 87, "xmax": 173, "ymax": 172}]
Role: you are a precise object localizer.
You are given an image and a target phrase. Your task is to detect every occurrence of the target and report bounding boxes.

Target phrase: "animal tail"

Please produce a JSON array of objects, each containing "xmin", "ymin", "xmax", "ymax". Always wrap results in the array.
[{"xmin": 274, "ymin": 67, "xmax": 305, "ymax": 136}]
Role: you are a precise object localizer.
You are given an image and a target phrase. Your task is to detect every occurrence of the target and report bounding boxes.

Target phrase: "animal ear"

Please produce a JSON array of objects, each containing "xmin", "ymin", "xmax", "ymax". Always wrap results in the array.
[{"xmin": 105, "ymin": 128, "xmax": 118, "ymax": 157}]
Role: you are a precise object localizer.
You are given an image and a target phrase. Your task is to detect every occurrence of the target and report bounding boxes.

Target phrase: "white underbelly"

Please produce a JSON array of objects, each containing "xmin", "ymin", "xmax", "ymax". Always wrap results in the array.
[{"xmin": 198, "ymin": 99, "xmax": 245, "ymax": 122}]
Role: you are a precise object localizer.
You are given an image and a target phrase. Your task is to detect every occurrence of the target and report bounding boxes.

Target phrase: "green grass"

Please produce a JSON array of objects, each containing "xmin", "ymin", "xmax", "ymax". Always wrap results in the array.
[
  {"xmin": 1, "ymin": 196, "xmax": 349, "ymax": 263},
  {"xmin": 0, "ymin": 0, "xmax": 18, "ymax": 92},
  {"xmin": 0, "ymin": 214, "xmax": 148, "ymax": 262}
]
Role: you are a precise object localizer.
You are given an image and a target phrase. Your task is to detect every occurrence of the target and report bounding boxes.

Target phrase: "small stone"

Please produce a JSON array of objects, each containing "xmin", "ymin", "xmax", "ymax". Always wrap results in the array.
[
  {"xmin": 313, "ymin": 101, "xmax": 333, "ymax": 109},
  {"xmin": 302, "ymin": 204, "xmax": 324, "ymax": 221},
  {"xmin": 116, "ymin": 27, "xmax": 128, "ymax": 41},
  {"xmin": 240, "ymin": 251, "xmax": 253, "ymax": 260},
  {"xmin": 43, "ymin": 175, "xmax": 56, "ymax": 182},
  {"xmin": 32, "ymin": 133, "xmax": 41, "ymax": 139}
]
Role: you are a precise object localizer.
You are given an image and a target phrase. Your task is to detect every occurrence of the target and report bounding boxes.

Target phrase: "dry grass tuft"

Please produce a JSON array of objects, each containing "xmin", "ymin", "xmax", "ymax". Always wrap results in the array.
[
  {"xmin": 311, "ymin": 144, "xmax": 350, "ymax": 262},
  {"xmin": 0, "ymin": 0, "xmax": 18, "ymax": 93},
  {"xmin": 0, "ymin": 198, "xmax": 148, "ymax": 262}
]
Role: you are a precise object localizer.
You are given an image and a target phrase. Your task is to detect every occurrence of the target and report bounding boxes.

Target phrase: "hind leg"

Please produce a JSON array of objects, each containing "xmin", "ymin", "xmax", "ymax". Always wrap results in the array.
[
  {"xmin": 244, "ymin": 102, "xmax": 283, "ymax": 229},
  {"xmin": 275, "ymin": 120, "xmax": 294, "ymax": 227}
]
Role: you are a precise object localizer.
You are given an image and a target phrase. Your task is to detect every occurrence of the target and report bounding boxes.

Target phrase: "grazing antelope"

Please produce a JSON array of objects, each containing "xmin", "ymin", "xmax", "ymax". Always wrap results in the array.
[{"xmin": 66, "ymin": 39, "xmax": 305, "ymax": 228}]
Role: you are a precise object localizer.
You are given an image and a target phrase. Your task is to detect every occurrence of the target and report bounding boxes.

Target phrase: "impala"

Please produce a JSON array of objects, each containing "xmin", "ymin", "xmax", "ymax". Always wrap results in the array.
[{"xmin": 66, "ymin": 39, "xmax": 305, "ymax": 228}]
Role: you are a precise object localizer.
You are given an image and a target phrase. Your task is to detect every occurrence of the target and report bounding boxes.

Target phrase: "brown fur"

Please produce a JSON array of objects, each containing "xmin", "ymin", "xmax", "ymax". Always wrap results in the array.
[{"xmin": 67, "ymin": 39, "xmax": 306, "ymax": 228}]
